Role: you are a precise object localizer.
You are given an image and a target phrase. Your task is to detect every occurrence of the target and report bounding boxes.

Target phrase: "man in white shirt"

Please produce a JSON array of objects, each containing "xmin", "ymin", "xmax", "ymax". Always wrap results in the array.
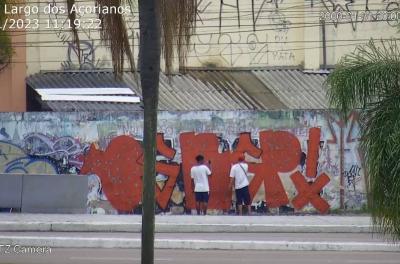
[
  {"xmin": 229, "ymin": 154, "xmax": 251, "ymax": 215},
  {"xmin": 191, "ymin": 155, "xmax": 212, "ymax": 215}
]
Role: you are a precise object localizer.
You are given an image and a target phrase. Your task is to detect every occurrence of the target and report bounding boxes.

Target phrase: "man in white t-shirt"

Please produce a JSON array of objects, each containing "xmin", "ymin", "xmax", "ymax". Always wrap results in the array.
[
  {"xmin": 229, "ymin": 154, "xmax": 251, "ymax": 215},
  {"xmin": 191, "ymin": 155, "xmax": 212, "ymax": 215}
]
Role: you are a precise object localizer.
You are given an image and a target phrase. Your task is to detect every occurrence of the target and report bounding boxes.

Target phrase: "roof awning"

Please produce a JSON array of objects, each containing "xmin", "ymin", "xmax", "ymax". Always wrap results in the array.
[{"xmin": 26, "ymin": 71, "xmax": 142, "ymax": 111}]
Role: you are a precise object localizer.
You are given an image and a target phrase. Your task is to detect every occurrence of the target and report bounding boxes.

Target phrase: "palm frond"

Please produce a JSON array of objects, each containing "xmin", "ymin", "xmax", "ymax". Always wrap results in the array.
[
  {"xmin": 67, "ymin": 0, "xmax": 196, "ymax": 75},
  {"xmin": 327, "ymin": 39, "xmax": 400, "ymax": 118},
  {"xmin": 96, "ymin": 0, "xmax": 135, "ymax": 74},
  {"xmin": 327, "ymin": 39, "xmax": 400, "ymax": 241},
  {"xmin": 160, "ymin": 0, "xmax": 196, "ymax": 74},
  {"xmin": 361, "ymin": 90, "xmax": 400, "ymax": 240},
  {"xmin": 66, "ymin": 0, "xmax": 135, "ymax": 75}
]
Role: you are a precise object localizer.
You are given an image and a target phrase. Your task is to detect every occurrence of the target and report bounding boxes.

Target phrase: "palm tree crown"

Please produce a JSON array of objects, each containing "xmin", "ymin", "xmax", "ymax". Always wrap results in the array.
[{"xmin": 327, "ymin": 39, "xmax": 400, "ymax": 240}]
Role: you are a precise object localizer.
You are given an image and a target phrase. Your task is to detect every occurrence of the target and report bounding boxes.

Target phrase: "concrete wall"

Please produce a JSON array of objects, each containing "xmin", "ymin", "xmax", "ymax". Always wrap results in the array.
[
  {"xmin": 0, "ymin": 174, "xmax": 88, "ymax": 213},
  {"xmin": 0, "ymin": 174, "xmax": 23, "ymax": 208},
  {"xmin": 25, "ymin": 0, "xmax": 400, "ymax": 73},
  {"xmin": 0, "ymin": 111, "xmax": 366, "ymax": 214}
]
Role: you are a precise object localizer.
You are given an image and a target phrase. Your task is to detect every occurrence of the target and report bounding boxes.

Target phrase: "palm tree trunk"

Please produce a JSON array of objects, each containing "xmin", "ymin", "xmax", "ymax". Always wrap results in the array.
[{"xmin": 138, "ymin": 1, "xmax": 161, "ymax": 264}]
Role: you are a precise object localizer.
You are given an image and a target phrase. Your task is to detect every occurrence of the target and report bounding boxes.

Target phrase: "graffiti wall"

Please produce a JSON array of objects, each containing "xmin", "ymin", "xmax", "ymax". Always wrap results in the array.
[
  {"xmin": 0, "ymin": 111, "xmax": 366, "ymax": 214},
  {"xmin": 26, "ymin": 0, "xmax": 400, "ymax": 73}
]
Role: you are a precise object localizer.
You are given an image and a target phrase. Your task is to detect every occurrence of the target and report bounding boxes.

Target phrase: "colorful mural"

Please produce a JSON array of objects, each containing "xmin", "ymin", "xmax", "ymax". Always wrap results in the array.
[
  {"xmin": 0, "ymin": 141, "xmax": 57, "ymax": 174},
  {"xmin": 0, "ymin": 111, "xmax": 366, "ymax": 214}
]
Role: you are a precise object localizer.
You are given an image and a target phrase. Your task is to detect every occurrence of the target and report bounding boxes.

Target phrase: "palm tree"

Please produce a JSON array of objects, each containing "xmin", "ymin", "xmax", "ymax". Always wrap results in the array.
[
  {"xmin": 327, "ymin": 39, "xmax": 400, "ymax": 240},
  {"xmin": 67, "ymin": 0, "xmax": 196, "ymax": 263}
]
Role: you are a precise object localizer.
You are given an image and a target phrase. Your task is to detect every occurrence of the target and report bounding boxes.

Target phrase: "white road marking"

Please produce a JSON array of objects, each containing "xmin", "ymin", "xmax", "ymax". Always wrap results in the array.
[
  {"xmin": 346, "ymin": 260, "xmax": 400, "ymax": 264},
  {"xmin": 70, "ymin": 256, "xmax": 171, "ymax": 261}
]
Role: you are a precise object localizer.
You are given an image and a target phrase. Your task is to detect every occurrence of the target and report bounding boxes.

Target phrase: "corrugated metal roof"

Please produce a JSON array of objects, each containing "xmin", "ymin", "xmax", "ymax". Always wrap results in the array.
[
  {"xmin": 186, "ymin": 70, "xmax": 287, "ymax": 110},
  {"xmin": 27, "ymin": 69, "xmax": 329, "ymax": 111},
  {"xmin": 43, "ymin": 101, "xmax": 142, "ymax": 111},
  {"xmin": 28, "ymin": 71, "xmax": 137, "ymax": 88},
  {"xmin": 27, "ymin": 71, "xmax": 142, "ymax": 111},
  {"xmin": 251, "ymin": 69, "xmax": 329, "ymax": 109}
]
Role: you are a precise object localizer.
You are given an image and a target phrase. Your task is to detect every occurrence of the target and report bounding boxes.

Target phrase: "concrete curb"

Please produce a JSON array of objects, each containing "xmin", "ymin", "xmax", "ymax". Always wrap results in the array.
[
  {"xmin": 0, "ymin": 236, "xmax": 398, "ymax": 252},
  {"xmin": 0, "ymin": 222, "xmax": 372, "ymax": 233}
]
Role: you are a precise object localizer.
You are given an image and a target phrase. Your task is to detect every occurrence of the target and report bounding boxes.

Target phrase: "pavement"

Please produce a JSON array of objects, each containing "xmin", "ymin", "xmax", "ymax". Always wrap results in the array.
[
  {"xmin": 0, "ymin": 214, "xmax": 373, "ymax": 233},
  {"xmin": 2, "ymin": 248, "xmax": 400, "ymax": 264},
  {"xmin": 0, "ymin": 213, "xmax": 399, "ymax": 252}
]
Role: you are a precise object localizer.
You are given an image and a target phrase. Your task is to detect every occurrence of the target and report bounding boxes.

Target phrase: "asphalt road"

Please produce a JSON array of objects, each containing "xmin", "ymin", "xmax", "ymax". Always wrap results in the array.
[
  {"xmin": 0, "ymin": 248, "xmax": 399, "ymax": 264},
  {"xmin": 0, "ymin": 232, "xmax": 390, "ymax": 242}
]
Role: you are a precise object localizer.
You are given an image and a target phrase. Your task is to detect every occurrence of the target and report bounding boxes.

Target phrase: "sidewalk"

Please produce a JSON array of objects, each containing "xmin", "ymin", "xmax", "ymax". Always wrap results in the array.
[
  {"xmin": 0, "ymin": 214, "xmax": 372, "ymax": 233},
  {"xmin": 1, "ymin": 214, "xmax": 398, "ymax": 252},
  {"xmin": 0, "ymin": 231, "xmax": 398, "ymax": 252}
]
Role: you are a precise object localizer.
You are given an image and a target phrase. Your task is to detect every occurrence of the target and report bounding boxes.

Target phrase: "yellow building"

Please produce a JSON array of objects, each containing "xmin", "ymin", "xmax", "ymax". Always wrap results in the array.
[
  {"xmin": 1, "ymin": 0, "xmax": 400, "ymax": 111},
  {"xmin": 25, "ymin": 0, "xmax": 400, "ymax": 73}
]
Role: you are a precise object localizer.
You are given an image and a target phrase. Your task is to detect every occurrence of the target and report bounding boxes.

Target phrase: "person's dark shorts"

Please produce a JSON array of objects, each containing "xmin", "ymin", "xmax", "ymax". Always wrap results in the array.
[
  {"xmin": 195, "ymin": 192, "xmax": 209, "ymax": 203},
  {"xmin": 235, "ymin": 186, "xmax": 251, "ymax": 205}
]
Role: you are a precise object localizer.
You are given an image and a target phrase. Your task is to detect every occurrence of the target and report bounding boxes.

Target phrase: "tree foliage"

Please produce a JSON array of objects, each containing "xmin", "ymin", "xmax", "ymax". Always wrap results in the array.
[
  {"xmin": 160, "ymin": 0, "xmax": 196, "ymax": 73},
  {"xmin": 67, "ymin": 0, "xmax": 196, "ymax": 74},
  {"xmin": 0, "ymin": 0, "xmax": 13, "ymax": 66},
  {"xmin": 327, "ymin": 39, "xmax": 400, "ymax": 240}
]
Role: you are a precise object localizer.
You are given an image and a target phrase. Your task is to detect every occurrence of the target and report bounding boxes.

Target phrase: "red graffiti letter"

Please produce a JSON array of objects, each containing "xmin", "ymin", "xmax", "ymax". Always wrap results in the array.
[
  {"xmin": 180, "ymin": 132, "xmax": 231, "ymax": 210},
  {"xmin": 81, "ymin": 136, "xmax": 143, "ymax": 212},
  {"xmin": 290, "ymin": 171, "xmax": 330, "ymax": 214},
  {"xmin": 249, "ymin": 131, "xmax": 301, "ymax": 208},
  {"xmin": 306, "ymin": 128, "xmax": 321, "ymax": 178}
]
